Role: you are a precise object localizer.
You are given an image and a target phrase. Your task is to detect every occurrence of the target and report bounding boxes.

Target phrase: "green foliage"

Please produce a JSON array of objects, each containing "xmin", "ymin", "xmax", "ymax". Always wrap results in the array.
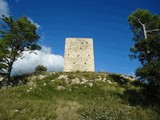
[
  {"xmin": 128, "ymin": 9, "xmax": 160, "ymax": 99},
  {"xmin": 109, "ymin": 74, "xmax": 130, "ymax": 86},
  {"xmin": 128, "ymin": 9, "xmax": 160, "ymax": 64},
  {"xmin": 0, "ymin": 15, "xmax": 40, "ymax": 83},
  {"xmin": 136, "ymin": 60, "xmax": 160, "ymax": 98},
  {"xmin": 128, "ymin": 9, "xmax": 160, "ymax": 42},
  {"xmin": 130, "ymin": 34, "xmax": 160, "ymax": 64},
  {"xmin": 34, "ymin": 65, "xmax": 47, "ymax": 74}
]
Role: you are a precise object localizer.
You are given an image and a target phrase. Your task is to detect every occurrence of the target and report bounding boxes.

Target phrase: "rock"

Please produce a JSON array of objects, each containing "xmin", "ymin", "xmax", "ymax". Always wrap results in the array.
[
  {"xmin": 27, "ymin": 89, "xmax": 31, "ymax": 92},
  {"xmin": 14, "ymin": 109, "xmax": 19, "ymax": 112},
  {"xmin": 81, "ymin": 78, "xmax": 88, "ymax": 83},
  {"xmin": 18, "ymin": 80, "xmax": 23, "ymax": 85},
  {"xmin": 130, "ymin": 78, "xmax": 136, "ymax": 81},
  {"xmin": 58, "ymin": 75, "xmax": 68, "ymax": 80},
  {"xmin": 95, "ymin": 76, "xmax": 102, "ymax": 81},
  {"xmin": 43, "ymin": 82, "xmax": 46, "ymax": 86},
  {"xmin": 88, "ymin": 83, "xmax": 93, "ymax": 87},
  {"xmin": 102, "ymin": 78, "xmax": 106, "ymax": 82},
  {"xmin": 30, "ymin": 76, "xmax": 37, "ymax": 80},
  {"xmin": 57, "ymin": 86, "xmax": 65, "ymax": 90},
  {"xmin": 120, "ymin": 74, "xmax": 136, "ymax": 81},
  {"xmin": 29, "ymin": 75, "xmax": 46, "ymax": 81},
  {"xmin": 28, "ymin": 81, "xmax": 34, "ymax": 86},
  {"xmin": 81, "ymin": 81, "xmax": 84, "ymax": 84},
  {"xmin": 71, "ymin": 78, "xmax": 81, "ymax": 84},
  {"xmin": 0, "ymin": 77, "xmax": 4, "ymax": 82},
  {"xmin": 98, "ymin": 76, "xmax": 102, "ymax": 80},
  {"xmin": 106, "ymin": 80, "xmax": 112, "ymax": 84},
  {"xmin": 8, "ymin": 85, "xmax": 12, "ymax": 88},
  {"xmin": 51, "ymin": 79, "xmax": 55, "ymax": 82},
  {"xmin": 38, "ymin": 75, "xmax": 46, "ymax": 80},
  {"xmin": 1, "ymin": 86, "xmax": 7, "ymax": 90}
]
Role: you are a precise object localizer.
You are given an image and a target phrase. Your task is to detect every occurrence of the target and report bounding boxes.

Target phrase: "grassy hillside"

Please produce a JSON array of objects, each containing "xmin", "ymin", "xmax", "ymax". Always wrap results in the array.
[{"xmin": 0, "ymin": 72, "xmax": 159, "ymax": 120}]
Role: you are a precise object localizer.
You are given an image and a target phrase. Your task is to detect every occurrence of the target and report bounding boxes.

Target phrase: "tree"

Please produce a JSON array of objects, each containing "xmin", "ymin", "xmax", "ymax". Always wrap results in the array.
[
  {"xmin": 128, "ymin": 9, "xmax": 160, "ymax": 98},
  {"xmin": 0, "ymin": 15, "xmax": 41, "ymax": 85},
  {"xmin": 34, "ymin": 65, "xmax": 47, "ymax": 74}
]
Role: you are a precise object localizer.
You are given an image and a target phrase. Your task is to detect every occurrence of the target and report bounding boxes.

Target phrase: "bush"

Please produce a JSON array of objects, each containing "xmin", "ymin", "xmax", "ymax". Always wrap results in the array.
[
  {"xmin": 136, "ymin": 60, "xmax": 160, "ymax": 99},
  {"xmin": 34, "ymin": 65, "xmax": 47, "ymax": 74}
]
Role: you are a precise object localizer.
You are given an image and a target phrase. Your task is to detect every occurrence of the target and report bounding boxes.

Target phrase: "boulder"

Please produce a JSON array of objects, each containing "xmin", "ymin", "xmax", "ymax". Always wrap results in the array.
[
  {"xmin": 88, "ymin": 82, "xmax": 93, "ymax": 87},
  {"xmin": 71, "ymin": 78, "xmax": 81, "ymax": 84},
  {"xmin": 38, "ymin": 75, "xmax": 46, "ymax": 80},
  {"xmin": 106, "ymin": 80, "xmax": 112, "ymax": 84},
  {"xmin": 57, "ymin": 86, "xmax": 65, "ymax": 90},
  {"xmin": 58, "ymin": 75, "xmax": 68, "ymax": 80}
]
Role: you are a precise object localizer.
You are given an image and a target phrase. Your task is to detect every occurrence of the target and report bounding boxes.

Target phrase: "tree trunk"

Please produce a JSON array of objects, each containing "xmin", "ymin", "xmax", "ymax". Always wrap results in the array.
[
  {"xmin": 7, "ymin": 65, "xmax": 12, "ymax": 83},
  {"xmin": 6, "ymin": 56, "xmax": 15, "ymax": 86}
]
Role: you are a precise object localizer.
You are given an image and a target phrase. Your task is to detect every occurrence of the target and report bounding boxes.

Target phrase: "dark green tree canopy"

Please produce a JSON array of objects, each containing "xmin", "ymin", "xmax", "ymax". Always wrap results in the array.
[
  {"xmin": 128, "ymin": 9, "xmax": 160, "ymax": 42},
  {"xmin": 128, "ymin": 9, "xmax": 160, "ymax": 64},
  {"xmin": 0, "ymin": 15, "xmax": 41, "ymax": 83},
  {"xmin": 128, "ymin": 9, "xmax": 160, "ymax": 99}
]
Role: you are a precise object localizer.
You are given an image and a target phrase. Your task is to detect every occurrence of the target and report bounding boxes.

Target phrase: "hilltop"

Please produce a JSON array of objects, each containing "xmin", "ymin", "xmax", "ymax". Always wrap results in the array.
[{"xmin": 0, "ymin": 72, "xmax": 159, "ymax": 120}]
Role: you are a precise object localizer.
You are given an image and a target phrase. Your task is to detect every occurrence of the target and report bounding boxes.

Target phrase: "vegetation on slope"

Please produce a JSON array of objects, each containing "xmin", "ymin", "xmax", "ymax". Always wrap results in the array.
[{"xmin": 0, "ymin": 72, "xmax": 159, "ymax": 120}]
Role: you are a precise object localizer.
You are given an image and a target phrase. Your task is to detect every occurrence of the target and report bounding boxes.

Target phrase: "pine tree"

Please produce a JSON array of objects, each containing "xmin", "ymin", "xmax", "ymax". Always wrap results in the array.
[
  {"xmin": 0, "ymin": 15, "xmax": 41, "ymax": 85},
  {"xmin": 128, "ymin": 9, "xmax": 160, "ymax": 98}
]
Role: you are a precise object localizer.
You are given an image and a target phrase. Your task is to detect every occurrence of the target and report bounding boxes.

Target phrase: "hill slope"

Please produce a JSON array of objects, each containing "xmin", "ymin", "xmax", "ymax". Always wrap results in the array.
[{"xmin": 0, "ymin": 72, "xmax": 159, "ymax": 120}]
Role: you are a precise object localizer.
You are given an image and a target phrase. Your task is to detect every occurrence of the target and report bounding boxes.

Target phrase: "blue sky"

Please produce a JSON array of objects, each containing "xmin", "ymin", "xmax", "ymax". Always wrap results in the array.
[{"xmin": 1, "ymin": 0, "xmax": 160, "ymax": 75}]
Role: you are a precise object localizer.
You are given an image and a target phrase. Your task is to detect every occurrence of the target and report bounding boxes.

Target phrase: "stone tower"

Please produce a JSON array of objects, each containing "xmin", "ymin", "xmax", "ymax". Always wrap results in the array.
[{"xmin": 64, "ymin": 38, "xmax": 95, "ymax": 72}]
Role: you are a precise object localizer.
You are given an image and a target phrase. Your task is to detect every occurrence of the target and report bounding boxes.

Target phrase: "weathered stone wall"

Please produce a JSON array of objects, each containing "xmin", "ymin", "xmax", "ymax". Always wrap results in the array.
[{"xmin": 64, "ymin": 38, "xmax": 95, "ymax": 72}]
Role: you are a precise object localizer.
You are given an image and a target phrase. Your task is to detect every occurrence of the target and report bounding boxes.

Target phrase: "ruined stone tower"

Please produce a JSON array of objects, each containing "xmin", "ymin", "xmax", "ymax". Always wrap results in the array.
[{"xmin": 64, "ymin": 38, "xmax": 95, "ymax": 72}]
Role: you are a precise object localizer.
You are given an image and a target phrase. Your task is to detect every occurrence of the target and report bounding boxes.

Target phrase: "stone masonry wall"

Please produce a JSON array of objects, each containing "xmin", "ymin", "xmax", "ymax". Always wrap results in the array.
[{"xmin": 64, "ymin": 38, "xmax": 95, "ymax": 72}]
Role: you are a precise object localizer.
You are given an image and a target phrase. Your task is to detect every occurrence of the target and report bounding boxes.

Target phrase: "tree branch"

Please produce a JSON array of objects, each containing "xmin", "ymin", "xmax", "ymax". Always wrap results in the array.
[
  {"xmin": 137, "ymin": 19, "xmax": 148, "ymax": 39},
  {"xmin": 147, "ymin": 29, "xmax": 160, "ymax": 33},
  {"xmin": 137, "ymin": 19, "xmax": 144, "ymax": 26},
  {"xmin": 3, "ymin": 57, "xmax": 10, "ymax": 64},
  {"xmin": 0, "ymin": 69, "xmax": 6, "ymax": 74}
]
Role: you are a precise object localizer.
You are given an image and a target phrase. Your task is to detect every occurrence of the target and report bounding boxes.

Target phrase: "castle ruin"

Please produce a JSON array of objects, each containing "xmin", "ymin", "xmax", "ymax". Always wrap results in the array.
[{"xmin": 64, "ymin": 38, "xmax": 95, "ymax": 72}]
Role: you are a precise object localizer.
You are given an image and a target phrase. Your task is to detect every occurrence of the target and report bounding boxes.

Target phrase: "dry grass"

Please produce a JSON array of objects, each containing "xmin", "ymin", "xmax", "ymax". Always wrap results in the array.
[{"xmin": 55, "ymin": 101, "xmax": 81, "ymax": 120}]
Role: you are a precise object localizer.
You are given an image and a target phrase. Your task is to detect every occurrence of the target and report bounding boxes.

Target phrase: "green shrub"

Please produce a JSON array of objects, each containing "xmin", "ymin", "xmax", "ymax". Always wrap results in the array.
[{"xmin": 34, "ymin": 65, "xmax": 47, "ymax": 74}]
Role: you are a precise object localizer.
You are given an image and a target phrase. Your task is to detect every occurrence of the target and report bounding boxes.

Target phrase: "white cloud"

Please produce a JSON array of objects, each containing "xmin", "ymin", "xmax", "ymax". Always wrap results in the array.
[
  {"xmin": 0, "ymin": 0, "xmax": 9, "ymax": 17},
  {"xmin": 12, "ymin": 46, "xmax": 64, "ymax": 75},
  {"xmin": 28, "ymin": 17, "xmax": 40, "ymax": 29}
]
